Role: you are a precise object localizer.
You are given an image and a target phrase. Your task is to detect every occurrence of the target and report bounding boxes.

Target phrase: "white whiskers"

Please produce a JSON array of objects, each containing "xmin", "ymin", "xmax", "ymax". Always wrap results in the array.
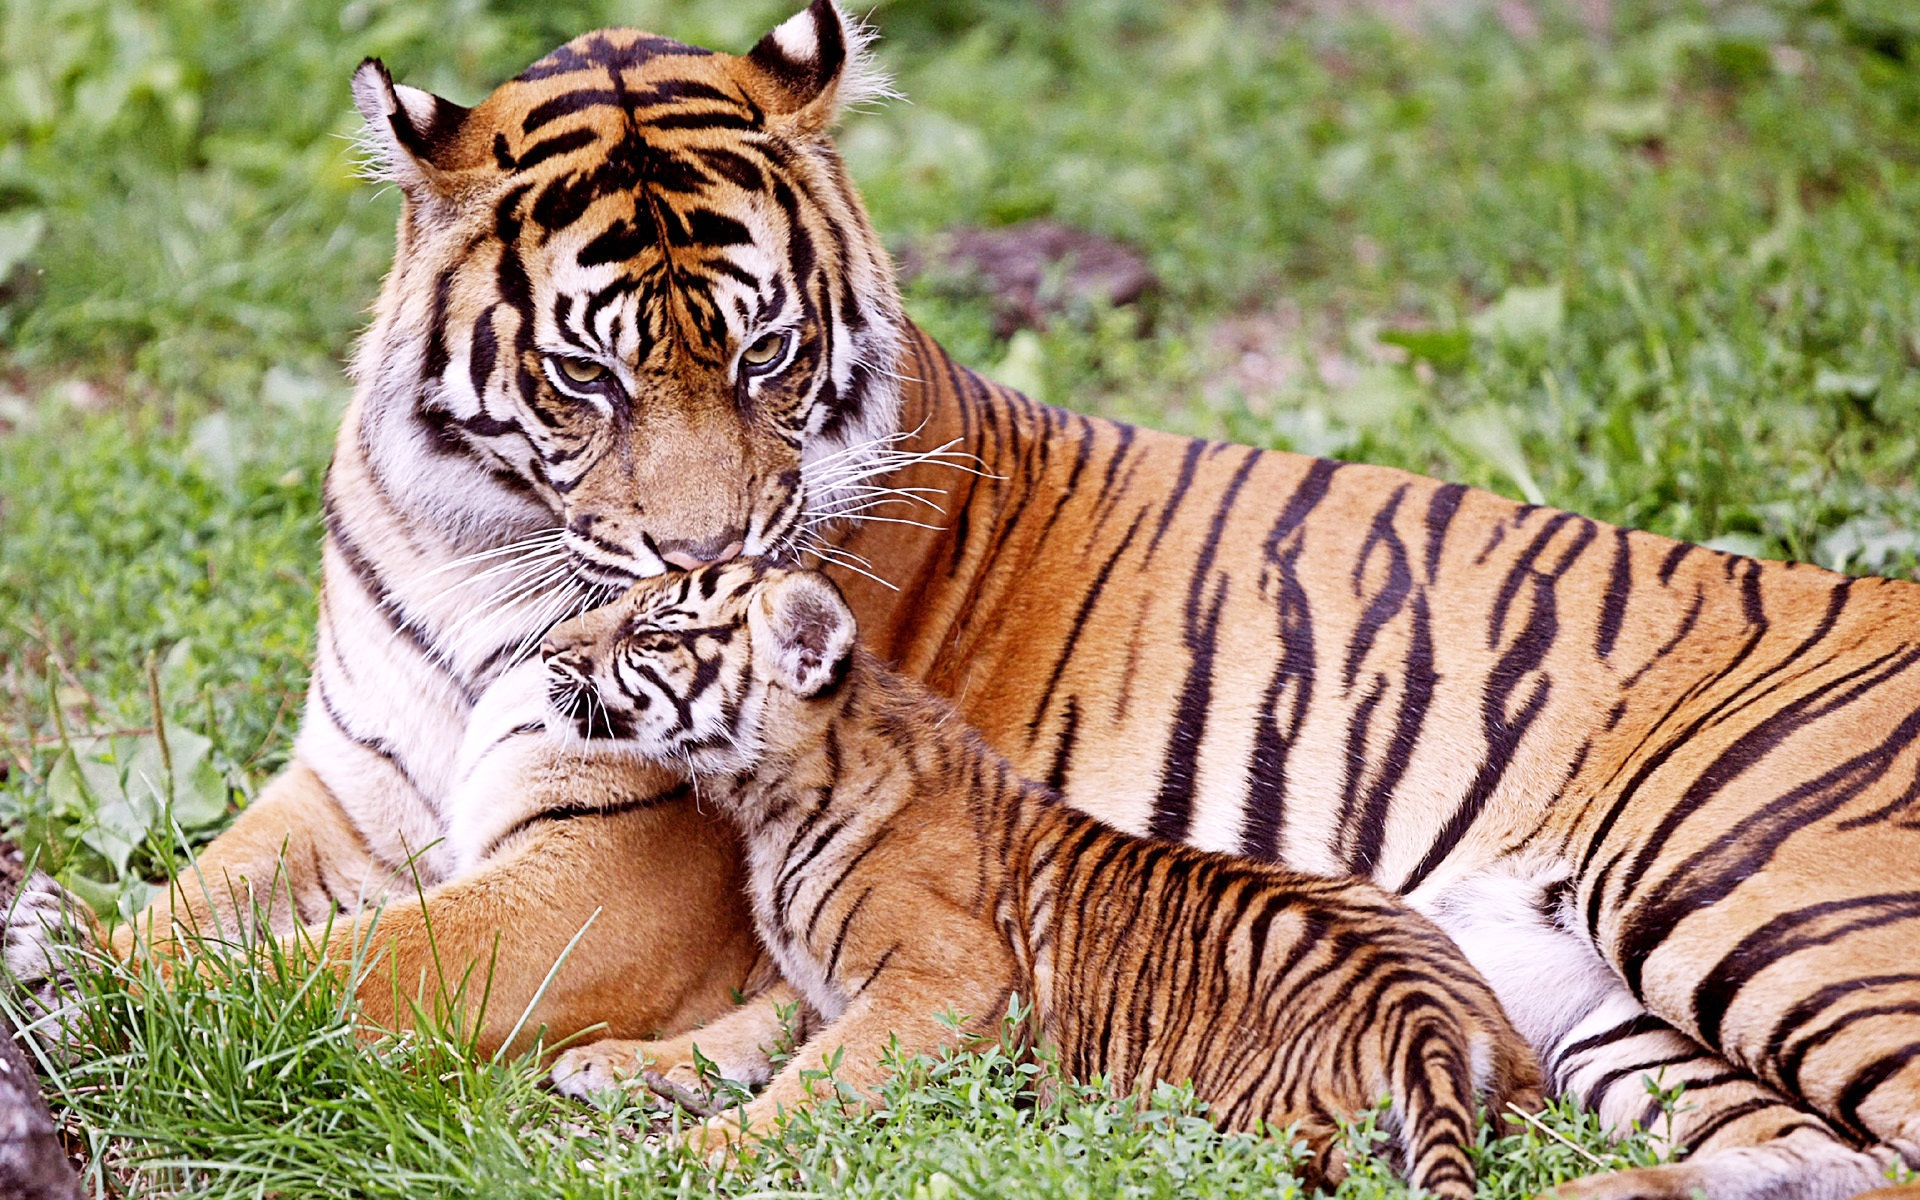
[
  {"xmin": 787, "ymin": 421, "xmax": 1004, "ymax": 589},
  {"xmin": 794, "ymin": 529, "xmax": 897, "ymax": 591}
]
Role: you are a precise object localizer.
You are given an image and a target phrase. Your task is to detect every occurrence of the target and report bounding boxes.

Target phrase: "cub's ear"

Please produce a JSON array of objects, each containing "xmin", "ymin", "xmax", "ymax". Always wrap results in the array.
[
  {"xmin": 738, "ymin": 0, "xmax": 894, "ymax": 135},
  {"xmin": 749, "ymin": 571, "xmax": 856, "ymax": 698},
  {"xmin": 351, "ymin": 58, "xmax": 471, "ymax": 213}
]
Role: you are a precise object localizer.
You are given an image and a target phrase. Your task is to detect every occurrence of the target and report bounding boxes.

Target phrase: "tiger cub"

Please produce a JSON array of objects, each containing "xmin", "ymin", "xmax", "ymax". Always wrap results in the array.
[{"xmin": 541, "ymin": 562, "xmax": 1541, "ymax": 1195}]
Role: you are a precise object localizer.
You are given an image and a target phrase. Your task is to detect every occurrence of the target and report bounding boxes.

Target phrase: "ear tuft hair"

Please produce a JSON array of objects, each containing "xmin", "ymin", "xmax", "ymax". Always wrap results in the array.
[
  {"xmin": 744, "ymin": 0, "xmax": 896, "ymax": 134},
  {"xmin": 350, "ymin": 58, "xmax": 471, "ymax": 201},
  {"xmin": 750, "ymin": 571, "xmax": 857, "ymax": 699}
]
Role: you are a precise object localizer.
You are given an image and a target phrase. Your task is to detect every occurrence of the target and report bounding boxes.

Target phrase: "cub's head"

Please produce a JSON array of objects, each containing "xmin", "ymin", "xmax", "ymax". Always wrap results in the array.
[
  {"xmin": 541, "ymin": 561, "xmax": 855, "ymax": 772},
  {"xmin": 353, "ymin": 1, "xmax": 902, "ymax": 580}
]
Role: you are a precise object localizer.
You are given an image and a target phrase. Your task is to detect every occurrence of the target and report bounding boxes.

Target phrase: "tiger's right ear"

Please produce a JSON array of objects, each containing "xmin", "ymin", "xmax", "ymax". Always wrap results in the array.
[
  {"xmin": 749, "ymin": 571, "xmax": 856, "ymax": 699},
  {"xmin": 351, "ymin": 59, "xmax": 470, "ymax": 212},
  {"xmin": 738, "ymin": 0, "xmax": 893, "ymax": 136}
]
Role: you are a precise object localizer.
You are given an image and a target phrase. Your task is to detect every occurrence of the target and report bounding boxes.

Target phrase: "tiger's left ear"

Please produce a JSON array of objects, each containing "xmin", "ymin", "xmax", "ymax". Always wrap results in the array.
[
  {"xmin": 739, "ymin": 0, "xmax": 893, "ymax": 135},
  {"xmin": 749, "ymin": 571, "xmax": 857, "ymax": 699}
]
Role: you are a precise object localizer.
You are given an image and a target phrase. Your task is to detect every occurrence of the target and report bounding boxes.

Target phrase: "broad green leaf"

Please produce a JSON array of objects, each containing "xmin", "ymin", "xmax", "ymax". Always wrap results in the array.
[
  {"xmin": 1704, "ymin": 532, "xmax": 1769, "ymax": 558},
  {"xmin": 1379, "ymin": 328, "xmax": 1471, "ymax": 371},
  {"xmin": 59, "ymin": 871, "xmax": 122, "ymax": 917},
  {"xmin": 44, "ymin": 752, "xmax": 92, "ymax": 818},
  {"xmin": 1814, "ymin": 370, "xmax": 1879, "ymax": 401},
  {"xmin": 1448, "ymin": 408, "xmax": 1546, "ymax": 505},
  {"xmin": 1584, "ymin": 98, "xmax": 1668, "ymax": 141},
  {"xmin": 987, "ymin": 330, "xmax": 1047, "ymax": 403}
]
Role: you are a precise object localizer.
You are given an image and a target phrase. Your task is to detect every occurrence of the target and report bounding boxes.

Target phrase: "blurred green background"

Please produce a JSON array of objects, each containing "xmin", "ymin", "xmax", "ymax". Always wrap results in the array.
[{"xmin": 2, "ymin": 0, "xmax": 1919, "ymax": 900}]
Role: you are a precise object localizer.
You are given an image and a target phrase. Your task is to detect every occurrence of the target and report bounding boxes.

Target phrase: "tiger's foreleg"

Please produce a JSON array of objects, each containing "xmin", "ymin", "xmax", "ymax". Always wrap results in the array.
[
  {"xmin": 691, "ymin": 970, "xmax": 1000, "ymax": 1151},
  {"xmin": 1544, "ymin": 1006, "xmax": 1895, "ymax": 1200},
  {"xmin": 1423, "ymin": 865, "xmax": 1892, "ymax": 1200},
  {"xmin": 116, "ymin": 760, "xmax": 399, "ymax": 956},
  {"xmin": 297, "ymin": 801, "xmax": 761, "ymax": 1058}
]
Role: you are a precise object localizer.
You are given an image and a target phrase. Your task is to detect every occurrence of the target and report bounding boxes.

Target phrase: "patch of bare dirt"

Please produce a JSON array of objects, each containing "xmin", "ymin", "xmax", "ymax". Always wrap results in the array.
[{"xmin": 903, "ymin": 219, "xmax": 1157, "ymax": 337}]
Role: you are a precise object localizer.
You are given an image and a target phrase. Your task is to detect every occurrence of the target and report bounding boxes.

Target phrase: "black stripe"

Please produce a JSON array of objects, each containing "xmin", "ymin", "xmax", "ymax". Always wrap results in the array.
[
  {"xmin": 1143, "ymin": 440, "xmax": 1208, "ymax": 562},
  {"xmin": 1346, "ymin": 593, "xmax": 1434, "ymax": 876},
  {"xmin": 480, "ymin": 783, "xmax": 687, "ymax": 859},
  {"xmin": 822, "ymin": 885, "xmax": 875, "ymax": 981},
  {"xmin": 1422, "ymin": 481, "xmax": 1466, "ymax": 581},
  {"xmin": 1657, "ymin": 541, "xmax": 1694, "ymax": 585},
  {"xmin": 1692, "ymin": 891, "xmax": 1920, "ymax": 1046},
  {"xmin": 1029, "ymin": 510, "xmax": 1147, "ymax": 732},
  {"xmin": 313, "ymin": 672, "xmax": 421, "ymax": 791},
  {"xmin": 798, "ymin": 830, "xmax": 891, "ymax": 942},
  {"xmin": 515, "ymin": 35, "xmax": 710, "ymax": 84},
  {"xmin": 513, "ymin": 127, "xmax": 600, "ymax": 172},
  {"xmin": 1147, "ymin": 451, "xmax": 1259, "ymax": 843},
  {"xmin": 1400, "ymin": 516, "xmax": 1585, "ymax": 893},
  {"xmin": 1237, "ymin": 459, "xmax": 1340, "ymax": 860},
  {"xmin": 1597, "ymin": 526, "xmax": 1632, "ymax": 660},
  {"xmin": 321, "ymin": 494, "xmax": 475, "ymax": 703},
  {"xmin": 421, "ymin": 263, "xmax": 456, "ymax": 382}
]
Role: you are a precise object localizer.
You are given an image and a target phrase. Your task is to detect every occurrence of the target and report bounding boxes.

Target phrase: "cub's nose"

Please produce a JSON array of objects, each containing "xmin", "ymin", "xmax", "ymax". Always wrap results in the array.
[
  {"xmin": 659, "ymin": 536, "xmax": 744, "ymax": 571},
  {"xmin": 539, "ymin": 637, "xmax": 562, "ymax": 660}
]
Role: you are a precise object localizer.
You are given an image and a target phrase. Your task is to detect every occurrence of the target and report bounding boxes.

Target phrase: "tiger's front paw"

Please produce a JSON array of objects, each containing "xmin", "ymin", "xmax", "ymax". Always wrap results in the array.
[
  {"xmin": 551, "ymin": 1038, "xmax": 655, "ymax": 1101},
  {"xmin": 3, "ymin": 872, "xmax": 94, "ymax": 1040}
]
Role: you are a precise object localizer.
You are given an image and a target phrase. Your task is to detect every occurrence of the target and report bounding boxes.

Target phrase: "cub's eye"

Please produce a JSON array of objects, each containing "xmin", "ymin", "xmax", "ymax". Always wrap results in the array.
[
  {"xmin": 739, "ymin": 331, "xmax": 789, "ymax": 373},
  {"xmin": 556, "ymin": 357, "xmax": 606, "ymax": 385}
]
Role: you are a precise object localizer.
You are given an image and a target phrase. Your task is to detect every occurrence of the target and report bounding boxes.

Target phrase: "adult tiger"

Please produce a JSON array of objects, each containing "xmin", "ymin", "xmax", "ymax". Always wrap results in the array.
[{"xmin": 10, "ymin": 4, "xmax": 1915, "ymax": 1197}]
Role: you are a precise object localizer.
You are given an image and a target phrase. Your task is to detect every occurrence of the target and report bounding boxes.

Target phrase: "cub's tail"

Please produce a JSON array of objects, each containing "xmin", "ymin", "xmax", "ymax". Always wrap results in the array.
[{"xmin": 1389, "ymin": 1000, "xmax": 1542, "ymax": 1200}]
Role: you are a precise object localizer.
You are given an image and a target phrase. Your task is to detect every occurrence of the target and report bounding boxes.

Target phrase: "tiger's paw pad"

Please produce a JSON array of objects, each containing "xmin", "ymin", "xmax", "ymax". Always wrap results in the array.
[{"xmin": 3, "ymin": 872, "xmax": 93, "ymax": 1037}]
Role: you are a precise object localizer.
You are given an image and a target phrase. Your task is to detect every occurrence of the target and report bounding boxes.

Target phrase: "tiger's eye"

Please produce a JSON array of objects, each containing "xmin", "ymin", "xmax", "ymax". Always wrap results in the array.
[
  {"xmin": 557, "ymin": 357, "xmax": 606, "ymax": 384},
  {"xmin": 740, "ymin": 332, "xmax": 786, "ymax": 370}
]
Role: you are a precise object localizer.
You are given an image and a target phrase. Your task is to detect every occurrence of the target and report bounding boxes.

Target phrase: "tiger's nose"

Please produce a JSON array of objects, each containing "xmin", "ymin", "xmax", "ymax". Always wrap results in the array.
[{"xmin": 659, "ymin": 537, "xmax": 744, "ymax": 571}]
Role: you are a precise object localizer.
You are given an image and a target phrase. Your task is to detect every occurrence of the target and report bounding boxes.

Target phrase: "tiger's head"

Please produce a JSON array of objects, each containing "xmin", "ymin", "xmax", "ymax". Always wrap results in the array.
[
  {"xmin": 351, "ymin": 1, "xmax": 902, "ymax": 582},
  {"xmin": 540, "ymin": 561, "xmax": 855, "ymax": 774}
]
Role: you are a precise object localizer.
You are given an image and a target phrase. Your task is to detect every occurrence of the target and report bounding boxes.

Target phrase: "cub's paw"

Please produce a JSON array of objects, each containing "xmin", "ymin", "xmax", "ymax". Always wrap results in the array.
[
  {"xmin": 3, "ymin": 873, "xmax": 94, "ymax": 1037},
  {"xmin": 677, "ymin": 1111, "xmax": 752, "ymax": 1164}
]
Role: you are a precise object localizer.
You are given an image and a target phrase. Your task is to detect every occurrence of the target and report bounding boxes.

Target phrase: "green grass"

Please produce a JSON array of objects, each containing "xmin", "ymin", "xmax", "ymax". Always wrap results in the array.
[
  {"xmin": 3, "ymin": 0, "xmax": 1920, "ymax": 1193},
  {"xmin": 18, "ymin": 917, "xmax": 1668, "ymax": 1198}
]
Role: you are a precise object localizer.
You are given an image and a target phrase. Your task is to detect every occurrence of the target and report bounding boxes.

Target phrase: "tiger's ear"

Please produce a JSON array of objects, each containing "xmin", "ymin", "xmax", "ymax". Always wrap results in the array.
[
  {"xmin": 739, "ymin": 0, "xmax": 893, "ymax": 135},
  {"xmin": 749, "ymin": 571, "xmax": 856, "ymax": 699},
  {"xmin": 351, "ymin": 58, "xmax": 471, "ymax": 211}
]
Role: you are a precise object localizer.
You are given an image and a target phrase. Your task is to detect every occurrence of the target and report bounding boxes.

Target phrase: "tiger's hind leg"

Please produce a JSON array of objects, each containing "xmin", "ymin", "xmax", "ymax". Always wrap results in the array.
[
  {"xmin": 1545, "ymin": 1008, "xmax": 1896, "ymax": 1200},
  {"xmin": 1609, "ymin": 824, "xmax": 1920, "ymax": 1164},
  {"xmin": 1421, "ymin": 865, "xmax": 1892, "ymax": 1200}
]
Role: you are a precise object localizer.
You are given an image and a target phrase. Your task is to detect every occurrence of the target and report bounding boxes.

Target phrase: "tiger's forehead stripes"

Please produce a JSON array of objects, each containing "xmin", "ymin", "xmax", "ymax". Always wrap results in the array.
[{"xmin": 474, "ymin": 33, "xmax": 815, "ymax": 370}]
